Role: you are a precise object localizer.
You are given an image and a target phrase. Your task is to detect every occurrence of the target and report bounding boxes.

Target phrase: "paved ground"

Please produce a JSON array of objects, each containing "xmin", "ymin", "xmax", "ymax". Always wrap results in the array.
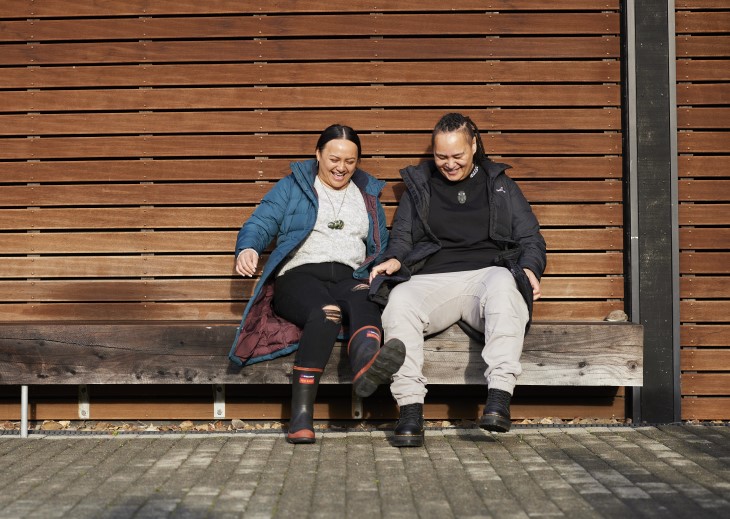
[{"xmin": 0, "ymin": 424, "xmax": 728, "ymax": 518}]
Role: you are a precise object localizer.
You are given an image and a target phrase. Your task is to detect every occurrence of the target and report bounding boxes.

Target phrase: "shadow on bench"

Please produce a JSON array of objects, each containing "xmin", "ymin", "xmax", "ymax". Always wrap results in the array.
[{"xmin": 0, "ymin": 321, "xmax": 643, "ymax": 386}]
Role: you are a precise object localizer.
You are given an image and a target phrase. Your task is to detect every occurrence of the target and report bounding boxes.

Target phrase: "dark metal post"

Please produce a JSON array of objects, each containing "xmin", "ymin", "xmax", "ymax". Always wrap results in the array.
[{"xmin": 624, "ymin": 0, "xmax": 681, "ymax": 423}]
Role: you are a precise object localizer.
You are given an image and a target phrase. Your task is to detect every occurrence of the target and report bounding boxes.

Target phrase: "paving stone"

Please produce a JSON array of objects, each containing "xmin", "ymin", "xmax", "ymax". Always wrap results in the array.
[{"xmin": 0, "ymin": 426, "xmax": 728, "ymax": 517}]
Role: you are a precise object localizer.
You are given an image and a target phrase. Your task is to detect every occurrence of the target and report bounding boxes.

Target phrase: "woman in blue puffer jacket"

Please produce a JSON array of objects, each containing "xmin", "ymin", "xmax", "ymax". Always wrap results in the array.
[{"xmin": 229, "ymin": 124, "xmax": 405, "ymax": 444}]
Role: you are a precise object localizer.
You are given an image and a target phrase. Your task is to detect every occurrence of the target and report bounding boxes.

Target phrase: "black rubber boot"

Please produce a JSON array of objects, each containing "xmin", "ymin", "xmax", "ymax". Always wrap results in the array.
[
  {"xmin": 287, "ymin": 367, "xmax": 322, "ymax": 444},
  {"xmin": 392, "ymin": 403, "xmax": 424, "ymax": 447},
  {"xmin": 348, "ymin": 326, "xmax": 406, "ymax": 398},
  {"xmin": 478, "ymin": 388, "xmax": 512, "ymax": 433}
]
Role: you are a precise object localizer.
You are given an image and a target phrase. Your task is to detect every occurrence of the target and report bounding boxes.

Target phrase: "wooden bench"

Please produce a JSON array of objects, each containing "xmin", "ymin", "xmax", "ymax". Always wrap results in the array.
[{"xmin": 1, "ymin": 321, "xmax": 643, "ymax": 437}]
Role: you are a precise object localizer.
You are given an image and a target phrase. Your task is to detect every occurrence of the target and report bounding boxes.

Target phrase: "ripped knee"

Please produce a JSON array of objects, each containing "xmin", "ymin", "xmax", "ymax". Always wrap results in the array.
[
  {"xmin": 322, "ymin": 305, "xmax": 342, "ymax": 324},
  {"xmin": 352, "ymin": 283, "xmax": 369, "ymax": 291}
]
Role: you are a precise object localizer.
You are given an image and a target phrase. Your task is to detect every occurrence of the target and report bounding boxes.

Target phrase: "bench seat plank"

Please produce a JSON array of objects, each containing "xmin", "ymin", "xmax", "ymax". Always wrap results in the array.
[{"xmin": 0, "ymin": 322, "xmax": 642, "ymax": 387}]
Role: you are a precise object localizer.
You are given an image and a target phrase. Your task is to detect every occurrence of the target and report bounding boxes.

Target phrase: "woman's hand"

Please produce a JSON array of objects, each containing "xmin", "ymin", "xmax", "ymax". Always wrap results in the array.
[
  {"xmin": 524, "ymin": 268, "xmax": 542, "ymax": 301},
  {"xmin": 235, "ymin": 249, "xmax": 259, "ymax": 277},
  {"xmin": 369, "ymin": 258, "xmax": 401, "ymax": 283}
]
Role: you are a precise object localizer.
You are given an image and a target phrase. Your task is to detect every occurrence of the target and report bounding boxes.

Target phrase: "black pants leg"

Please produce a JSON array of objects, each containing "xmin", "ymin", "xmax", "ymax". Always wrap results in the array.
[{"xmin": 273, "ymin": 262, "xmax": 382, "ymax": 369}]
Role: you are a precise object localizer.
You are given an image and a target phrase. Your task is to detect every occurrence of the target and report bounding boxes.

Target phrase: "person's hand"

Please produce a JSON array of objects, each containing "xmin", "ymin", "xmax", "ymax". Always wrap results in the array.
[
  {"xmin": 235, "ymin": 249, "xmax": 259, "ymax": 277},
  {"xmin": 524, "ymin": 268, "xmax": 542, "ymax": 301},
  {"xmin": 369, "ymin": 258, "xmax": 401, "ymax": 283}
]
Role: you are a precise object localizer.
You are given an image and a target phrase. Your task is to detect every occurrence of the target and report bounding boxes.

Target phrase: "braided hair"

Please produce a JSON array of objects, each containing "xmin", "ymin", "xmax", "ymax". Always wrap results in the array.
[{"xmin": 432, "ymin": 113, "xmax": 489, "ymax": 164}]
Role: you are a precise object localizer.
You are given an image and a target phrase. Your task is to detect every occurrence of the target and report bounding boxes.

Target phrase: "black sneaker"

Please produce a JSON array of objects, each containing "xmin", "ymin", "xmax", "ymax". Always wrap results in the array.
[
  {"xmin": 478, "ymin": 388, "xmax": 512, "ymax": 433},
  {"xmin": 392, "ymin": 403, "xmax": 424, "ymax": 447}
]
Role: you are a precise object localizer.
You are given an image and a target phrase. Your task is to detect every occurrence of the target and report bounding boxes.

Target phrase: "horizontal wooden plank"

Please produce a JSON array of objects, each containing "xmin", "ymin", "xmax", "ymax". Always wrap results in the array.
[
  {"xmin": 681, "ymin": 325, "xmax": 730, "ymax": 347},
  {"xmin": 0, "ymin": 0, "xmax": 621, "ymax": 18},
  {"xmin": 0, "ymin": 228, "xmax": 622, "ymax": 254},
  {"xmin": 679, "ymin": 155, "xmax": 730, "ymax": 178},
  {"xmin": 0, "ymin": 13, "xmax": 619, "ymax": 41},
  {"xmin": 0, "ymin": 108, "xmax": 621, "ymax": 136},
  {"xmin": 543, "ymin": 277, "xmax": 623, "ymax": 299},
  {"xmin": 0, "ymin": 321, "xmax": 642, "ymax": 386},
  {"xmin": 680, "ymin": 228, "xmax": 730, "ymax": 249},
  {"xmin": 678, "ymin": 108, "xmax": 730, "ymax": 129},
  {"xmin": 681, "ymin": 252, "xmax": 730, "ymax": 274},
  {"xmin": 0, "ymin": 302, "xmax": 245, "ymax": 321},
  {"xmin": 0, "ymin": 230, "xmax": 239, "ymax": 254},
  {"xmin": 0, "ymin": 37, "xmax": 620, "ymax": 65},
  {"xmin": 0, "ymin": 134, "xmax": 622, "ymax": 160},
  {"xmin": 679, "ymin": 204, "xmax": 730, "ymax": 225},
  {"xmin": 0, "ymin": 301, "xmax": 623, "ymax": 321},
  {"xmin": 0, "ymin": 156, "xmax": 623, "ymax": 183},
  {"xmin": 0, "ymin": 85, "xmax": 621, "ymax": 112},
  {"xmin": 0, "ymin": 207, "xmax": 249, "ymax": 230},
  {"xmin": 0, "ymin": 277, "xmax": 622, "ymax": 302},
  {"xmin": 676, "ymin": 11, "xmax": 730, "ymax": 33},
  {"xmin": 0, "ymin": 396, "xmax": 628, "ymax": 422},
  {"xmin": 0, "ymin": 61, "xmax": 621, "ymax": 89},
  {"xmin": 681, "ymin": 276, "xmax": 730, "ymax": 298},
  {"xmin": 543, "ymin": 253, "xmax": 623, "ymax": 275},
  {"xmin": 681, "ymin": 397, "xmax": 730, "ymax": 421},
  {"xmin": 682, "ymin": 374, "xmax": 730, "ymax": 396},
  {"xmin": 677, "ymin": 84, "xmax": 730, "ymax": 105},
  {"xmin": 0, "ymin": 279, "xmax": 252, "ymax": 302},
  {"xmin": 0, "ymin": 204, "xmax": 622, "ymax": 230},
  {"xmin": 676, "ymin": 59, "xmax": 730, "ymax": 81},
  {"xmin": 2, "ymin": 255, "xmax": 236, "ymax": 279},
  {"xmin": 424, "ymin": 323, "xmax": 641, "ymax": 386},
  {"xmin": 676, "ymin": 0, "xmax": 730, "ymax": 8},
  {"xmin": 681, "ymin": 301, "xmax": 730, "ymax": 322},
  {"xmin": 678, "ymin": 132, "xmax": 730, "ymax": 154},
  {"xmin": 681, "ymin": 350, "xmax": 730, "ymax": 371},
  {"xmin": 679, "ymin": 180, "xmax": 730, "ymax": 201},
  {"xmin": 676, "ymin": 35, "xmax": 730, "ymax": 58},
  {"xmin": 0, "ymin": 180, "xmax": 622, "ymax": 206},
  {"xmin": 1, "ymin": 252, "xmax": 622, "ymax": 279}
]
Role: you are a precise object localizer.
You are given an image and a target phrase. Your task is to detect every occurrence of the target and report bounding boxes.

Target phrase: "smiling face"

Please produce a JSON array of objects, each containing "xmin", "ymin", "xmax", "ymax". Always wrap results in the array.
[
  {"xmin": 432, "ymin": 130, "xmax": 477, "ymax": 182},
  {"xmin": 315, "ymin": 138, "xmax": 359, "ymax": 190}
]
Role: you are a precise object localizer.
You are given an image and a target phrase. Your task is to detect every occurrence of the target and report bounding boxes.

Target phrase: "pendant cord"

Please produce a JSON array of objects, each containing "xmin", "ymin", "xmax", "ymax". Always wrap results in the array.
[{"xmin": 320, "ymin": 180, "xmax": 349, "ymax": 229}]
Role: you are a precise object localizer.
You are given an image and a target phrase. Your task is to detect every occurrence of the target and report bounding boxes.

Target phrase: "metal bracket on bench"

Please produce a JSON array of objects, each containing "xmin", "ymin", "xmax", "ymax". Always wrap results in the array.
[
  {"xmin": 78, "ymin": 385, "xmax": 90, "ymax": 420},
  {"xmin": 20, "ymin": 385, "xmax": 28, "ymax": 438},
  {"xmin": 351, "ymin": 387, "xmax": 363, "ymax": 420},
  {"xmin": 213, "ymin": 385, "xmax": 225, "ymax": 419}
]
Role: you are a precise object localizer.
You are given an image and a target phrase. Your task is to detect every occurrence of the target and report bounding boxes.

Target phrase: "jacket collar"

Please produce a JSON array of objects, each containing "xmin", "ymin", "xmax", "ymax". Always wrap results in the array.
[
  {"xmin": 289, "ymin": 159, "xmax": 385, "ymax": 196},
  {"xmin": 401, "ymin": 158, "xmax": 511, "ymax": 186}
]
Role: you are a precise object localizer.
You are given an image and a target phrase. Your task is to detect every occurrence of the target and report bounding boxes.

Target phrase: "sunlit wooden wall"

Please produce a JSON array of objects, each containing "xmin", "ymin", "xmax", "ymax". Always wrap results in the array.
[
  {"xmin": 0, "ymin": 1, "xmax": 631, "ymax": 421},
  {"xmin": 676, "ymin": 1, "xmax": 730, "ymax": 421}
]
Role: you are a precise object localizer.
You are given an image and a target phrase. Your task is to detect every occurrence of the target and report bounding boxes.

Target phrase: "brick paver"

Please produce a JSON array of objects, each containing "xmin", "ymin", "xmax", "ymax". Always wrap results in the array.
[{"xmin": 0, "ymin": 425, "xmax": 728, "ymax": 518}]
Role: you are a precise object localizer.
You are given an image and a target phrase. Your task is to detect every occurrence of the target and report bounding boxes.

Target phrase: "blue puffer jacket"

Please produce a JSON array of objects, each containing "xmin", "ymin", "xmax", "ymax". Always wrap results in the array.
[{"xmin": 229, "ymin": 159, "xmax": 389, "ymax": 366}]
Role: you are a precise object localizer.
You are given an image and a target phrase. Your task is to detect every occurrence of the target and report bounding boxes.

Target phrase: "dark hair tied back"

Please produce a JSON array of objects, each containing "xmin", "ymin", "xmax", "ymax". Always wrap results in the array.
[
  {"xmin": 432, "ymin": 113, "xmax": 489, "ymax": 164},
  {"xmin": 316, "ymin": 124, "xmax": 362, "ymax": 160}
]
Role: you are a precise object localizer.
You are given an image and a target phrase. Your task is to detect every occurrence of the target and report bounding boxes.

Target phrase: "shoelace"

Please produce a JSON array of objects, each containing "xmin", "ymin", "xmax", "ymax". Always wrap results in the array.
[{"xmin": 399, "ymin": 404, "xmax": 423, "ymax": 422}]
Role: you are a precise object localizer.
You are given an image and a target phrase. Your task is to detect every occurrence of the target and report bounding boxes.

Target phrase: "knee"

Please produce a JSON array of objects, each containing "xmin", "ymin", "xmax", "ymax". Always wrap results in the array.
[{"xmin": 320, "ymin": 304, "xmax": 342, "ymax": 325}]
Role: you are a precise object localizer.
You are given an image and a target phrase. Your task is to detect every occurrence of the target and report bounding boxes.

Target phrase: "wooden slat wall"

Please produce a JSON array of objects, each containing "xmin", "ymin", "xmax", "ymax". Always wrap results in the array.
[
  {"xmin": 676, "ymin": 1, "xmax": 730, "ymax": 421},
  {"xmin": 0, "ymin": 1, "xmax": 626, "ymax": 419},
  {"xmin": 0, "ymin": 0, "xmax": 623, "ymax": 322}
]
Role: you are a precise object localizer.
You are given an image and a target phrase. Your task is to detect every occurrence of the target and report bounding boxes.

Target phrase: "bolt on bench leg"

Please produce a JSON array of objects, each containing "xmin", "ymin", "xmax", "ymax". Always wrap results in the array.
[
  {"xmin": 351, "ymin": 387, "xmax": 363, "ymax": 419},
  {"xmin": 214, "ymin": 385, "xmax": 225, "ymax": 419}
]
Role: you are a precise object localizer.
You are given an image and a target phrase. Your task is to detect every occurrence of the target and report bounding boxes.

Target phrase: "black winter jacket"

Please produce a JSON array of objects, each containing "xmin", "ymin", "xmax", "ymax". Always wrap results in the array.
[{"xmin": 370, "ymin": 159, "xmax": 547, "ymax": 323}]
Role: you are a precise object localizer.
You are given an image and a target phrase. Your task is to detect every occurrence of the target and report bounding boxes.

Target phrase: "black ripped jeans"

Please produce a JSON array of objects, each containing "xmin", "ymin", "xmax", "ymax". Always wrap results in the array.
[{"xmin": 273, "ymin": 262, "xmax": 382, "ymax": 369}]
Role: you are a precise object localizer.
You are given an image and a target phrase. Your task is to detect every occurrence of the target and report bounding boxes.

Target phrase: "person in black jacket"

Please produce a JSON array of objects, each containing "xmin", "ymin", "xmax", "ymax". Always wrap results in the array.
[{"xmin": 369, "ymin": 113, "xmax": 546, "ymax": 447}]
